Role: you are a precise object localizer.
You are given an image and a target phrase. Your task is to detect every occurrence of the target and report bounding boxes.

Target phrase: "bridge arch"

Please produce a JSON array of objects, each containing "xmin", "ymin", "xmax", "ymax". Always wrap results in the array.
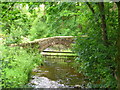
[
  {"xmin": 38, "ymin": 36, "xmax": 74, "ymax": 52},
  {"xmin": 10, "ymin": 36, "xmax": 74, "ymax": 52}
]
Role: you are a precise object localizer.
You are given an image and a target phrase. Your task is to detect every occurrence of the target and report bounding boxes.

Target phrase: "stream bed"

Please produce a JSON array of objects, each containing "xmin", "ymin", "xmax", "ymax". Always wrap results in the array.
[{"xmin": 28, "ymin": 56, "xmax": 86, "ymax": 88}]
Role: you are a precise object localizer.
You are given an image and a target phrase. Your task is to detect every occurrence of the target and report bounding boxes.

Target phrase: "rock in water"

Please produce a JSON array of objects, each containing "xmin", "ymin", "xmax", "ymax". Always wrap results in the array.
[{"xmin": 28, "ymin": 76, "xmax": 67, "ymax": 88}]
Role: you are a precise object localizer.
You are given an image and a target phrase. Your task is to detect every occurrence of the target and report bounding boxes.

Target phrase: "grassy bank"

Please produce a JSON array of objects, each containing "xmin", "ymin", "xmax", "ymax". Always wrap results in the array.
[{"xmin": 1, "ymin": 45, "xmax": 42, "ymax": 88}]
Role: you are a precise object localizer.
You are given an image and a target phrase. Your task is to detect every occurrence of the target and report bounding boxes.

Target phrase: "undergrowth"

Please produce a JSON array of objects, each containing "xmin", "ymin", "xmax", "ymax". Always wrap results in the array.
[{"xmin": 0, "ymin": 45, "xmax": 42, "ymax": 88}]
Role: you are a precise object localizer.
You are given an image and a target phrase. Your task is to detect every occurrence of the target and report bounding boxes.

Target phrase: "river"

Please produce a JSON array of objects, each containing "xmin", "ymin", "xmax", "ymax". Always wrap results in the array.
[{"xmin": 27, "ymin": 48, "xmax": 85, "ymax": 88}]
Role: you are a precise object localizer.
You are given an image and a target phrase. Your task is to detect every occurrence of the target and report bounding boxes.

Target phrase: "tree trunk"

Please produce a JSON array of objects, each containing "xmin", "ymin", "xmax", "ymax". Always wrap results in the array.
[
  {"xmin": 98, "ymin": 2, "xmax": 108, "ymax": 46},
  {"xmin": 86, "ymin": 2, "xmax": 95, "ymax": 14},
  {"xmin": 116, "ymin": 1, "xmax": 120, "ymax": 89}
]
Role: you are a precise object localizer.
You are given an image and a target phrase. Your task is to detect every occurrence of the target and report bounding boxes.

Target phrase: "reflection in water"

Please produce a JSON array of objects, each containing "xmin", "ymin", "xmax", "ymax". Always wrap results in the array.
[{"xmin": 28, "ymin": 57, "xmax": 85, "ymax": 88}]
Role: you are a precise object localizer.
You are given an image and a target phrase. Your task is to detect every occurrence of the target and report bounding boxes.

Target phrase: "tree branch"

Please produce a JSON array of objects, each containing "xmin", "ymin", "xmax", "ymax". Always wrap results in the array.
[
  {"xmin": 1, "ymin": 3, "xmax": 15, "ymax": 18},
  {"xmin": 86, "ymin": 2, "xmax": 95, "ymax": 14}
]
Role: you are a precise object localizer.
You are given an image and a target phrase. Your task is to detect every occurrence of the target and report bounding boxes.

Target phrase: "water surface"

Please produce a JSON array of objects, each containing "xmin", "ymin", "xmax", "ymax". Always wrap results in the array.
[{"xmin": 28, "ymin": 56, "xmax": 85, "ymax": 88}]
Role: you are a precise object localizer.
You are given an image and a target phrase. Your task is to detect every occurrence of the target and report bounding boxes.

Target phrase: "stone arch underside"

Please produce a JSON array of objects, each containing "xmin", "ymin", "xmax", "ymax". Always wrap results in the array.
[{"xmin": 38, "ymin": 37, "xmax": 74, "ymax": 52}]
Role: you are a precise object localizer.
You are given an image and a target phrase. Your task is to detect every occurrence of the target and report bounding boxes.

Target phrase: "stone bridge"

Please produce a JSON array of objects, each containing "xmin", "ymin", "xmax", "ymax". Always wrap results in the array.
[{"xmin": 10, "ymin": 36, "xmax": 75, "ymax": 52}]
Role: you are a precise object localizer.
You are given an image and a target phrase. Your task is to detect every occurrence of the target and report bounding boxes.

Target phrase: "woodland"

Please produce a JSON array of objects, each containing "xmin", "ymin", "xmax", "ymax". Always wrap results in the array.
[{"xmin": 1, "ymin": 1, "xmax": 120, "ymax": 88}]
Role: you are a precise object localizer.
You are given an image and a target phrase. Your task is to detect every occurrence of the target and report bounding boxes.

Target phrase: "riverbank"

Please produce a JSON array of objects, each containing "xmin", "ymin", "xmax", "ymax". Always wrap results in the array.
[{"xmin": 1, "ymin": 45, "xmax": 43, "ymax": 88}]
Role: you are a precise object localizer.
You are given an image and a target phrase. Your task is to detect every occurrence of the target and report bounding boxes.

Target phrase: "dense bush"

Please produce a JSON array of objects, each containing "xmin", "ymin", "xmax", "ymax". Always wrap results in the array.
[
  {"xmin": 74, "ymin": 34, "xmax": 117, "ymax": 88},
  {"xmin": 1, "ymin": 45, "xmax": 42, "ymax": 88}
]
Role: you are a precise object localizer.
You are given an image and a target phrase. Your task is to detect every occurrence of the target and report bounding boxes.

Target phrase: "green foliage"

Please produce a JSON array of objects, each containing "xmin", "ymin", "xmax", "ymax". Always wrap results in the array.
[
  {"xmin": 45, "ymin": 2, "xmax": 82, "ymax": 36},
  {"xmin": 29, "ymin": 17, "xmax": 49, "ymax": 40},
  {"xmin": 1, "ymin": 3, "xmax": 32, "ymax": 44},
  {"xmin": 74, "ymin": 36, "xmax": 117, "ymax": 88},
  {"xmin": 1, "ymin": 45, "xmax": 42, "ymax": 88},
  {"xmin": 73, "ymin": 3, "xmax": 118, "ymax": 88},
  {"xmin": 0, "ymin": 2, "xmax": 118, "ymax": 88}
]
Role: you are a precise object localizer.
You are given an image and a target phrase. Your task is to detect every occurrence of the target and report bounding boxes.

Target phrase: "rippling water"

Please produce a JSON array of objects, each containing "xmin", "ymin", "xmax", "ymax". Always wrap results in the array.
[{"xmin": 28, "ymin": 57, "xmax": 85, "ymax": 88}]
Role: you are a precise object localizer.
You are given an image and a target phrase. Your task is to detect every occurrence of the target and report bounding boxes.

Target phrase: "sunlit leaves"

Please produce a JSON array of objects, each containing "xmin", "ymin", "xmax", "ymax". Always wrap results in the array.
[{"xmin": 1, "ymin": 46, "xmax": 42, "ymax": 88}]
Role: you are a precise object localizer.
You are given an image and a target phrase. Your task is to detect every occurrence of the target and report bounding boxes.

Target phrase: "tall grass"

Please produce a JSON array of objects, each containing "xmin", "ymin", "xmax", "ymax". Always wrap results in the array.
[{"xmin": 1, "ymin": 45, "xmax": 42, "ymax": 88}]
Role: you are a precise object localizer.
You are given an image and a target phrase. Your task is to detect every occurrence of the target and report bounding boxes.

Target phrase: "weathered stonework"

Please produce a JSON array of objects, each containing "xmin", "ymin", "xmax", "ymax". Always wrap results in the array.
[{"xmin": 10, "ymin": 36, "xmax": 74, "ymax": 52}]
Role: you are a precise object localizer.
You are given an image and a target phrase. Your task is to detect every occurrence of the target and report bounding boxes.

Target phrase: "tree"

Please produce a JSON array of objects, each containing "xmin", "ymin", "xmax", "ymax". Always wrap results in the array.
[
  {"xmin": 86, "ymin": 2, "xmax": 108, "ymax": 46},
  {"xmin": 98, "ymin": 2, "xmax": 108, "ymax": 46}
]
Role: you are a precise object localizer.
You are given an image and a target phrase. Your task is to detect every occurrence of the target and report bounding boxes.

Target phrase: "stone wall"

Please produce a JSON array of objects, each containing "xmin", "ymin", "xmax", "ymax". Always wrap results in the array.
[{"xmin": 10, "ymin": 36, "xmax": 74, "ymax": 52}]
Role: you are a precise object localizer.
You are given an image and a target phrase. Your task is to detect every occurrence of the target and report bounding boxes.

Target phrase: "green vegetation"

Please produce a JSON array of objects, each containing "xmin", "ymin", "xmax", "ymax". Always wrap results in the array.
[
  {"xmin": 1, "ymin": 45, "xmax": 42, "ymax": 88},
  {"xmin": 1, "ymin": 2, "xmax": 120, "ymax": 89}
]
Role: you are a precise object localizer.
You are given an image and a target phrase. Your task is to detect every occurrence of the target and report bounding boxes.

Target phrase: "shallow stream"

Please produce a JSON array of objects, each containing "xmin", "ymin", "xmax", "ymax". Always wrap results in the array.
[{"xmin": 28, "ymin": 55, "xmax": 86, "ymax": 88}]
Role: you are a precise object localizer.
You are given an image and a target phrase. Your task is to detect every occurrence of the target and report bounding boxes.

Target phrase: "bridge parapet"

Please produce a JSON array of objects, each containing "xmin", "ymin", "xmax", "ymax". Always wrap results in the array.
[{"xmin": 10, "ymin": 36, "xmax": 75, "ymax": 52}]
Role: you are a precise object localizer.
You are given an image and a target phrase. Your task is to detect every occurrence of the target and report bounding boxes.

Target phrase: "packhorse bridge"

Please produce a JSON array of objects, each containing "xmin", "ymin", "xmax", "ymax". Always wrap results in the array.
[{"xmin": 10, "ymin": 36, "xmax": 75, "ymax": 52}]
